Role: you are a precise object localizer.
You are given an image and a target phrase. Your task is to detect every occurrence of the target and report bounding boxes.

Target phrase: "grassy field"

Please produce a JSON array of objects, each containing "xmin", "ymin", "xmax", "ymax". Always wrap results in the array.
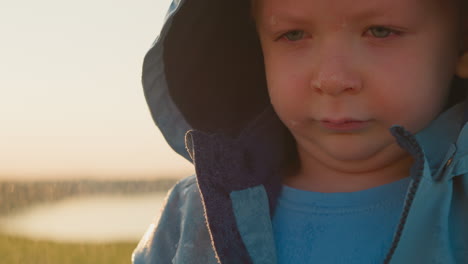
[
  {"xmin": 0, "ymin": 179, "xmax": 177, "ymax": 216},
  {"xmin": 0, "ymin": 233, "xmax": 137, "ymax": 264},
  {"xmin": 0, "ymin": 179, "xmax": 175, "ymax": 263}
]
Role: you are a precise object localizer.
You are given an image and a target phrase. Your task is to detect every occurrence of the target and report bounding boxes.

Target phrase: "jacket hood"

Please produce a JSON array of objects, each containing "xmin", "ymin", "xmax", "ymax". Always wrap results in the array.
[
  {"xmin": 143, "ymin": 0, "xmax": 269, "ymax": 161},
  {"xmin": 142, "ymin": 0, "xmax": 468, "ymax": 161}
]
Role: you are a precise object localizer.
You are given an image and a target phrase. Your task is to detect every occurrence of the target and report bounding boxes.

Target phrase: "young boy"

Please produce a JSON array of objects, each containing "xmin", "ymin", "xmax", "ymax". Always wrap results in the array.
[{"xmin": 133, "ymin": 0, "xmax": 468, "ymax": 263}]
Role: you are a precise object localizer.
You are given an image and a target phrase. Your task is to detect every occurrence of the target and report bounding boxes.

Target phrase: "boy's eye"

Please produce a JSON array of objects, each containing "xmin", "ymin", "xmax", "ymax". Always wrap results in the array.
[
  {"xmin": 281, "ymin": 30, "xmax": 305, "ymax": 41},
  {"xmin": 368, "ymin": 26, "xmax": 394, "ymax": 38}
]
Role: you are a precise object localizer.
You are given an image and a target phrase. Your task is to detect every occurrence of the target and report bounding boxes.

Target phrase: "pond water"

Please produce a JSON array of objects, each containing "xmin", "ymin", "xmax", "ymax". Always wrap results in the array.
[{"xmin": 0, "ymin": 193, "xmax": 167, "ymax": 242}]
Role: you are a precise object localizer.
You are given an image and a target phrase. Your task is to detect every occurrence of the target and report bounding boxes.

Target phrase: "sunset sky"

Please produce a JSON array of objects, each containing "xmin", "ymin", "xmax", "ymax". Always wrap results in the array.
[{"xmin": 0, "ymin": 0, "xmax": 194, "ymax": 180}]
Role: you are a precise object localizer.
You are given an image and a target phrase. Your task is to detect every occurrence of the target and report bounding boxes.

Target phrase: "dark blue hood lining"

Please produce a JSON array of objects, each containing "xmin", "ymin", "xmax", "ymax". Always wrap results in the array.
[
  {"xmin": 186, "ymin": 106, "xmax": 294, "ymax": 263},
  {"xmin": 163, "ymin": 0, "xmax": 269, "ymax": 137}
]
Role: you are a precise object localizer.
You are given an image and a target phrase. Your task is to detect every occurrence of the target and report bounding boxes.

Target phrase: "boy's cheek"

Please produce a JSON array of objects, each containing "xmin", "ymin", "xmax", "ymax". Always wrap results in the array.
[{"xmin": 266, "ymin": 73, "xmax": 308, "ymax": 101}]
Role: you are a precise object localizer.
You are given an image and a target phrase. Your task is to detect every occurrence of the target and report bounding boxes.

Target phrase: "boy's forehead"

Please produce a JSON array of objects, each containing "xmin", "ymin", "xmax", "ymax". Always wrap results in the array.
[{"xmin": 257, "ymin": 0, "xmax": 451, "ymax": 25}]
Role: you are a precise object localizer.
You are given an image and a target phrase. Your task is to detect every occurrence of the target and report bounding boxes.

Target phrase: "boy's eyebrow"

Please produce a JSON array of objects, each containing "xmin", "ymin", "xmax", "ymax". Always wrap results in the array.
[
  {"xmin": 260, "ymin": 13, "xmax": 315, "ymax": 30},
  {"xmin": 263, "ymin": 5, "xmax": 399, "ymax": 28},
  {"xmin": 261, "ymin": 12, "xmax": 310, "ymax": 27},
  {"xmin": 352, "ymin": 7, "xmax": 395, "ymax": 21}
]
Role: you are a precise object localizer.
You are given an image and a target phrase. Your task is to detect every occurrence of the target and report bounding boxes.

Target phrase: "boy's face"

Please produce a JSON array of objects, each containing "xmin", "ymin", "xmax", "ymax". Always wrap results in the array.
[{"xmin": 257, "ymin": 0, "xmax": 464, "ymax": 169}]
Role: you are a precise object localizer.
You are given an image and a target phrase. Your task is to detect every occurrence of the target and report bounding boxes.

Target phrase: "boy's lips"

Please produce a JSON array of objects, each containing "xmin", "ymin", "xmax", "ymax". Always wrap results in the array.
[{"xmin": 319, "ymin": 118, "xmax": 371, "ymax": 132}]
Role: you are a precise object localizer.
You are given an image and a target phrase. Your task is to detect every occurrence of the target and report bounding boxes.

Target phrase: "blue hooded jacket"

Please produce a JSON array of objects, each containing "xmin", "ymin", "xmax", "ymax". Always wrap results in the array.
[{"xmin": 133, "ymin": 0, "xmax": 468, "ymax": 263}]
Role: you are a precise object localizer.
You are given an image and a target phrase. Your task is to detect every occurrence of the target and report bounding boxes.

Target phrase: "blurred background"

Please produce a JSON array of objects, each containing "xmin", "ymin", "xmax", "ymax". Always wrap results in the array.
[{"xmin": 0, "ymin": 0, "xmax": 193, "ymax": 263}]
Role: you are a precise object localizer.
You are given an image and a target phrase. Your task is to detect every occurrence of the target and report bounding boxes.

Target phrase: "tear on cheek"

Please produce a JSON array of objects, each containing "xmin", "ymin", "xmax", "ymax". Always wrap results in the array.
[
  {"xmin": 288, "ymin": 120, "xmax": 300, "ymax": 127},
  {"xmin": 339, "ymin": 17, "xmax": 348, "ymax": 30},
  {"xmin": 311, "ymin": 80, "xmax": 322, "ymax": 89},
  {"xmin": 270, "ymin": 15, "xmax": 277, "ymax": 26}
]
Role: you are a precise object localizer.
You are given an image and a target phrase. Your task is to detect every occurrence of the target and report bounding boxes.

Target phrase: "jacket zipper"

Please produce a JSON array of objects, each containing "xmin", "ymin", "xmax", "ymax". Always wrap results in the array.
[{"xmin": 383, "ymin": 132, "xmax": 425, "ymax": 264}]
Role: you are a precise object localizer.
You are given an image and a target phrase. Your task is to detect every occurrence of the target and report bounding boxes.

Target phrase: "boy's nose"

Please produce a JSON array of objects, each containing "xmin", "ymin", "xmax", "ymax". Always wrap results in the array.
[
  {"xmin": 310, "ymin": 49, "xmax": 362, "ymax": 96},
  {"xmin": 311, "ymin": 70, "xmax": 362, "ymax": 96}
]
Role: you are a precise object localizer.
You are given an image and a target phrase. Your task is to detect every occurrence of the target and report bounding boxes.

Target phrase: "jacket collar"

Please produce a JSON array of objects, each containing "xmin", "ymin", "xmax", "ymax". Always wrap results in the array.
[
  {"xmin": 185, "ymin": 106, "xmax": 289, "ymax": 264},
  {"xmin": 412, "ymin": 101, "xmax": 468, "ymax": 181},
  {"xmin": 186, "ymin": 101, "xmax": 468, "ymax": 263}
]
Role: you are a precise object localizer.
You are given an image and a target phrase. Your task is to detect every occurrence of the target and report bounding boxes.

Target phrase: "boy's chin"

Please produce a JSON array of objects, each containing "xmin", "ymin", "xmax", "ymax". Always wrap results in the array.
[
  {"xmin": 306, "ymin": 137, "xmax": 405, "ymax": 168},
  {"xmin": 321, "ymin": 145, "xmax": 382, "ymax": 163}
]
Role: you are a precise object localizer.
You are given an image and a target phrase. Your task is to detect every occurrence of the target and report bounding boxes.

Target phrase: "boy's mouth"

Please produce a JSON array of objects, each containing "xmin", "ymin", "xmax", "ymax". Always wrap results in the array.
[{"xmin": 319, "ymin": 118, "xmax": 370, "ymax": 132}]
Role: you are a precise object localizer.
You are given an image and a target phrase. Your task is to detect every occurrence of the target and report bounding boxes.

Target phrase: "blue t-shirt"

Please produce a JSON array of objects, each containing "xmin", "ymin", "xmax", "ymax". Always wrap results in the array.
[{"xmin": 272, "ymin": 177, "xmax": 411, "ymax": 264}]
